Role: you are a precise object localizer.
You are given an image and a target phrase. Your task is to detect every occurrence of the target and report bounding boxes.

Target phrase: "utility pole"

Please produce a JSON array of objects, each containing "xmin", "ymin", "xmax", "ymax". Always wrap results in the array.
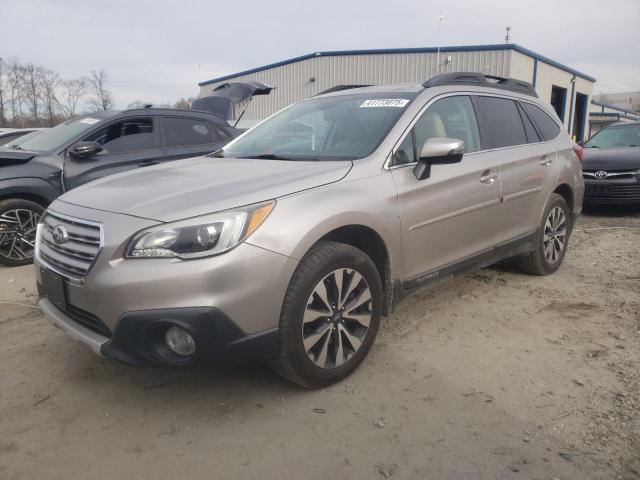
[
  {"xmin": 436, "ymin": 11, "xmax": 444, "ymax": 74},
  {"xmin": 505, "ymin": 26, "xmax": 511, "ymax": 44}
]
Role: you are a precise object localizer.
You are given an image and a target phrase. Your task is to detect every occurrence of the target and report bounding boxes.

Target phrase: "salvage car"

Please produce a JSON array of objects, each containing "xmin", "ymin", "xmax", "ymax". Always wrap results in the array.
[
  {"xmin": 581, "ymin": 121, "xmax": 640, "ymax": 206},
  {"xmin": 35, "ymin": 73, "xmax": 583, "ymax": 388},
  {"xmin": 0, "ymin": 108, "xmax": 240, "ymax": 266}
]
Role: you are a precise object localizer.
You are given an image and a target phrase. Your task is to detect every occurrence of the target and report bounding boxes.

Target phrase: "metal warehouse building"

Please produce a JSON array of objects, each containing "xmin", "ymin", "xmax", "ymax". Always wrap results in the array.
[{"xmin": 198, "ymin": 44, "xmax": 597, "ymax": 141}]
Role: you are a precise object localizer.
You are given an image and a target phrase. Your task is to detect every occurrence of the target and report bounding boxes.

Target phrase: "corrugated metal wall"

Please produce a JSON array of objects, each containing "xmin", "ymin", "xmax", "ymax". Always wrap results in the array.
[{"xmin": 199, "ymin": 49, "xmax": 512, "ymax": 120}]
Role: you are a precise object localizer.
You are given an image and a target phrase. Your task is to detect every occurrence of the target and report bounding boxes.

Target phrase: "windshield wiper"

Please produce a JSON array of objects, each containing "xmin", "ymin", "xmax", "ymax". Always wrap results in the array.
[{"xmin": 244, "ymin": 153, "xmax": 293, "ymax": 160}]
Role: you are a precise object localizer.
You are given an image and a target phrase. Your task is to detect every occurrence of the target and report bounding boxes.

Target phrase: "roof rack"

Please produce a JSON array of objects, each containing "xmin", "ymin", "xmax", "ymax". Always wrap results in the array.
[
  {"xmin": 316, "ymin": 84, "xmax": 372, "ymax": 96},
  {"xmin": 423, "ymin": 72, "xmax": 538, "ymax": 98}
]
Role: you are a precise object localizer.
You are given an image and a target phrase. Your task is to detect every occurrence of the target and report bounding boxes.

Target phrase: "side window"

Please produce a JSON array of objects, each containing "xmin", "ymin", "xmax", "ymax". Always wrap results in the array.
[
  {"xmin": 521, "ymin": 103, "xmax": 561, "ymax": 141},
  {"xmin": 475, "ymin": 96, "xmax": 527, "ymax": 148},
  {"xmin": 84, "ymin": 118, "xmax": 154, "ymax": 154},
  {"xmin": 392, "ymin": 131, "xmax": 415, "ymax": 165},
  {"xmin": 413, "ymin": 96, "xmax": 481, "ymax": 156},
  {"xmin": 517, "ymin": 103, "xmax": 541, "ymax": 143},
  {"xmin": 164, "ymin": 117, "xmax": 221, "ymax": 147}
]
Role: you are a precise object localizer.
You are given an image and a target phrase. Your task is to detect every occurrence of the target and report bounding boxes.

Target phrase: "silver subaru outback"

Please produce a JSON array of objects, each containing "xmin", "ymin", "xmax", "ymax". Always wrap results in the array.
[{"xmin": 35, "ymin": 73, "xmax": 584, "ymax": 388}]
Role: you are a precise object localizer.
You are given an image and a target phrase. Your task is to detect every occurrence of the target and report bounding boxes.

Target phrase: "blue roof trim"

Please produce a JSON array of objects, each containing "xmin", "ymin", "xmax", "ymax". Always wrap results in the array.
[
  {"xmin": 199, "ymin": 43, "xmax": 596, "ymax": 86},
  {"xmin": 591, "ymin": 100, "xmax": 639, "ymax": 115}
]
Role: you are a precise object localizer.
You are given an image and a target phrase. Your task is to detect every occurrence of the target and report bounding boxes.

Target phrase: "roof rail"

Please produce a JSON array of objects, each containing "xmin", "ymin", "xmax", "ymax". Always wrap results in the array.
[
  {"xmin": 316, "ymin": 84, "xmax": 373, "ymax": 96},
  {"xmin": 423, "ymin": 72, "xmax": 538, "ymax": 98}
]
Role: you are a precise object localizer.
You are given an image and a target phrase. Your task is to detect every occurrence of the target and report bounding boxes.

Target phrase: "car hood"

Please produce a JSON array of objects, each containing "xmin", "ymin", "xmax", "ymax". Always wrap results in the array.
[
  {"xmin": 582, "ymin": 147, "xmax": 640, "ymax": 171},
  {"xmin": 58, "ymin": 156, "xmax": 352, "ymax": 222},
  {"xmin": 0, "ymin": 149, "xmax": 37, "ymax": 166}
]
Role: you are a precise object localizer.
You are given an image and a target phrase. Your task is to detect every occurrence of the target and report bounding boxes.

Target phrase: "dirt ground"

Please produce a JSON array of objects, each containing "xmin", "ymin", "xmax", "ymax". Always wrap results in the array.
[{"xmin": 0, "ymin": 207, "xmax": 638, "ymax": 480}]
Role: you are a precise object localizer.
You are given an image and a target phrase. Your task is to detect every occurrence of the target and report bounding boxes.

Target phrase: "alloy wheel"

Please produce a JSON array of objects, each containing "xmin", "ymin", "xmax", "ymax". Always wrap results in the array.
[
  {"xmin": 0, "ymin": 209, "xmax": 40, "ymax": 262},
  {"xmin": 543, "ymin": 206, "xmax": 566, "ymax": 264},
  {"xmin": 302, "ymin": 268, "xmax": 372, "ymax": 369}
]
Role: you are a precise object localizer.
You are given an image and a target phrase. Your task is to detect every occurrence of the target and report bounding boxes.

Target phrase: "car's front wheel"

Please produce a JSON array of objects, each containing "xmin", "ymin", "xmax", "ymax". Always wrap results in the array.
[
  {"xmin": 268, "ymin": 241, "xmax": 383, "ymax": 388},
  {"xmin": 0, "ymin": 199, "xmax": 44, "ymax": 267}
]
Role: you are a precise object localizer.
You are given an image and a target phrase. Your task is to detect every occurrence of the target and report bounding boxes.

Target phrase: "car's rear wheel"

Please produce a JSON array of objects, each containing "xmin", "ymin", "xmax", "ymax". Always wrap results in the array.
[
  {"xmin": 516, "ymin": 193, "xmax": 570, "ymax": 275},
  {"xmin": 268, "ymin": 241, "xmax": 382, "ymax": 388},
  {"xmin": 0, "ymin": 199, "xmax": 44, "ymax": 267}
]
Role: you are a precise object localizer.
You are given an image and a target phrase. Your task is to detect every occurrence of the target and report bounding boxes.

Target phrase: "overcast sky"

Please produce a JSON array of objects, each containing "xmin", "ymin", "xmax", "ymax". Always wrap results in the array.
[{"xmin": 1, "ymin": 0, "xmax": 638, "ymax": 109}]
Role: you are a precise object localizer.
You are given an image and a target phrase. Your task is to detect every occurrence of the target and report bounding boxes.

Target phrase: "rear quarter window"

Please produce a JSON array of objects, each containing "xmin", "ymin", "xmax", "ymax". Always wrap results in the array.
[{"xmin": 521, "ymin": 102, "xmax": 561, "ymax": 141}]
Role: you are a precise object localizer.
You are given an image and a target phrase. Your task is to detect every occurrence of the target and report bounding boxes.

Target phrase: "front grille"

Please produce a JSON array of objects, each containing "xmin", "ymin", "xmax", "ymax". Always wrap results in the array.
[
  {"xmin": 583, "ymin": 170, "xmax": 638, "ymax": 180},
  {"xmin": 37, "ymin": 211, "xmax": 103, "ymax": 281},
  {"xmin": 584, "ymin": 182, "xmax": 640, "ymax": 203}
]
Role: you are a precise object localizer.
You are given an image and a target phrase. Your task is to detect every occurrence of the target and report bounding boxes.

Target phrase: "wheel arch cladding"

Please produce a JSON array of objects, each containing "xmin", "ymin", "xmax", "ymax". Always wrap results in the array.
[
  {"xmin": 0, "ymin": 178, "xmax": 58, "ymax": 206},
  {"xmin": 553, "ymin": 183, "xmax": 574, "ymax": 214},
  {"xmin": 317, "ymin": 224, "xmax": 393, "ymax": 316},
  {"xmin": 0, "ymin": 192, "xmax": 50, "ymax": 208}
]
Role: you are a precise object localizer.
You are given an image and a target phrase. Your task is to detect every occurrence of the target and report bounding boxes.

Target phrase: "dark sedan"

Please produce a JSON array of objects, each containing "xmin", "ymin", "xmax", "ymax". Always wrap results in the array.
[{"xmin": 582, "ymin": 121, "xmax": 640, "ymax": 206}]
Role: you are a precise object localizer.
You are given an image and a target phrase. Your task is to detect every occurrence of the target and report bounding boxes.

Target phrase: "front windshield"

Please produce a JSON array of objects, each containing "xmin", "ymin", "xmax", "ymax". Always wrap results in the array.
[
  {"xmin": 16, "ymin": 116, "xmax": 106, "ymax": 153},
  {"xmin": 219, "ymin": 92, "xmax": 417, "ymax": 160},
  {"xmin": 584, "ymin": 124, "xmax": 640, "ymax": 149}
]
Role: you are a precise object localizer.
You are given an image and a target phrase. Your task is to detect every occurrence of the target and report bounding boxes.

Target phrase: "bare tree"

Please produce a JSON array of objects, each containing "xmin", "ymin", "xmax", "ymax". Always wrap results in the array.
[
  {"xmin": 40, "ymin": 68, "xmax": 61, "ymax": 126},
  {"xmin": 0, "ymin": 58, "xmax": 6, "ymax": 127},
  {"xmin": 22, "ymin": 63, "xmax": 43, "ymax": 123},
  {"xmin": 174, "ymin": 97, "xmax": 191, "ymax": 109},
  {"xmin": 7, "ymin": 60, "xmax": 25, "ymax": 126},
  {"xmin": 60, "ymin": 78, "xmax": 87, "ymax": 118},
  {"xmin": 88, "ymin": 69, "xmax": 114, "ymax": 111}
]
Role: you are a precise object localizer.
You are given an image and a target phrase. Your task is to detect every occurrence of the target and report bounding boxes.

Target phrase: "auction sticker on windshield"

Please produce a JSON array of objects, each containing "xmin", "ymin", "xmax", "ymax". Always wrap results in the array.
[{"xmin": 360, "ymin": 99, "xmax": 410, "ymax": 108}]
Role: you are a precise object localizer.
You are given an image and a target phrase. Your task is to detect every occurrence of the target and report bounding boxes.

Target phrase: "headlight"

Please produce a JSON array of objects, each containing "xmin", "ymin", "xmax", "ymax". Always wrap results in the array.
[{"xmin": 126, "ymin": 201, "xmax": 274, "ymax": 259}]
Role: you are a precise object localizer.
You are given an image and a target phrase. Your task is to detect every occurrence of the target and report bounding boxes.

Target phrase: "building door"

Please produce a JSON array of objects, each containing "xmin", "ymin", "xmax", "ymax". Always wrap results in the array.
[
  {"xmin": 550, "ymin": 85, "xmax": 567, "ymax": 122},
  {"xmin": 572, "ymin": 93, "xmax": 588, "ymax": 142}
]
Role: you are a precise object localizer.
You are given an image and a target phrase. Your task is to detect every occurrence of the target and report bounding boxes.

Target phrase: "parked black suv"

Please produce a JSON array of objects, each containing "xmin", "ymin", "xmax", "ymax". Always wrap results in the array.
[{"xmin": 0, "ymin": 108, "xmax": 240, "ymax": 266}]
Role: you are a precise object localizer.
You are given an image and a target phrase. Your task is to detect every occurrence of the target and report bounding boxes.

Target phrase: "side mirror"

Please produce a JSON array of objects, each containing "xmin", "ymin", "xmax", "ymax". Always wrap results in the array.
[
  {"xmin": 69, "ymin": 141, "xmax": 102, "ymax": 158},
  {"xmin": 413, "ymin": 137, "xmax": 464, "ymax": 180}
]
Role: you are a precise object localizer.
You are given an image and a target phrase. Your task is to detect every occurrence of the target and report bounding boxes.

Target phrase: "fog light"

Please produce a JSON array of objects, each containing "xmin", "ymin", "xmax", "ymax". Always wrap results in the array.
[{"xmin": 164, "ymin": 326, "xmax": 196, "ymax": 356}]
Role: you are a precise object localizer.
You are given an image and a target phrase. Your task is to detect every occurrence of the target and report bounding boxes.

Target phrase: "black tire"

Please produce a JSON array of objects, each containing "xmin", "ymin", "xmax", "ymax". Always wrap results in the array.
[
  {"xmin": 268, "ymin": 241, "xmax": 383, "ymax": 389},
  {"xmin": 516, "ymin": 193, "xmax": 570, "ymax": 275},
  {"xmin": 0, "ymin": 198, "xmax": 44, "ymax": 267}
]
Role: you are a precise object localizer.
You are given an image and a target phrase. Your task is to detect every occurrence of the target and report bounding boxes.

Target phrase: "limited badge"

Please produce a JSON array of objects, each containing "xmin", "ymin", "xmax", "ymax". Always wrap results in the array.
[{"xmin": 360, "ymin": 99, "xmax": 410, "ymax": 108}]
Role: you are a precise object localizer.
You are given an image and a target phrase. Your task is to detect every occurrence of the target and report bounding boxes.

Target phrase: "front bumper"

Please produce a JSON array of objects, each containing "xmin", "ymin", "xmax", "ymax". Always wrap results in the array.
[
  {"xmin": 39, "ymin": 297, "xmax": 279, "ymax": 367},
  {"xmin": 583, "ymin": 177, "xmax": 640, "ymax": 205},
  {"xmin": 35, "ymin": 201, "xmax": 298, "ymax": 367}
]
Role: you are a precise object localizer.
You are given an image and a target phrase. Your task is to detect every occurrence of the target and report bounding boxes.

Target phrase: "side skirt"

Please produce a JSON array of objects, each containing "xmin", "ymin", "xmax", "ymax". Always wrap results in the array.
[{"xmin": 393, "ymin": 231, "xmax": 537, "ymax": 308}]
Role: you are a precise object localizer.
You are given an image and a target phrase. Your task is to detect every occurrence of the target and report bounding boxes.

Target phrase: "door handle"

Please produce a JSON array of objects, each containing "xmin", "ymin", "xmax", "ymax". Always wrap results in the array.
[
  {"xmin": 137, "ymin": 160, "xmax": 160, "ymax": 167},
  {"xmin": 480, "ymin": 170, "xmax": 498, "ymax": 184},
  {"xmin": 540, "ymin": 155, "xmax": 554, "ymax": 166}
]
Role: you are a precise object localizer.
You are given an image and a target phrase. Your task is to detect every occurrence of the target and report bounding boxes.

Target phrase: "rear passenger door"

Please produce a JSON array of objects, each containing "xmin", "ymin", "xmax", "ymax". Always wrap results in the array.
[
  {"xmin": 161, "ymin": 116, "xmax": 231, "ymax": 161},
  {"xmin": 474, "ymin": 96, "xmax": 558, "ymax": 244},
  {"xmin": 390, "ymin": 95, "xmax": 501, "ymax": 280}
]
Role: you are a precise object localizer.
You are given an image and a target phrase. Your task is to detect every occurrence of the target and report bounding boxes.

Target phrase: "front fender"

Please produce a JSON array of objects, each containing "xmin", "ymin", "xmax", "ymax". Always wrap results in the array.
[
  {"xmin": 246, "ymin": 173, "xmax": 403, "ymax": 282},
  {"xmin": 0, "ymin": 177, "xmax": 60, "ymax": 205}
]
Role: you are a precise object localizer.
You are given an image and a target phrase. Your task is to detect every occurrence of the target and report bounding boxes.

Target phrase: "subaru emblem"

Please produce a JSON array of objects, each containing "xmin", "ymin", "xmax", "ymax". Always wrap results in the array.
[{"xmin": 52, "ymin": 225, "xmax": 69, "ymax": 244}]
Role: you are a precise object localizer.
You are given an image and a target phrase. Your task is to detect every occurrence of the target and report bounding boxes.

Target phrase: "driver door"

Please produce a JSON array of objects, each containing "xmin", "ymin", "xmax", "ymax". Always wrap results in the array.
[
  {"xmin": 390, "ymin": 95, "xmax": 501, "ymax": 281},
  {"xmin": 63, "ymin": 116, "xmax": 162, "ymax": 190}
]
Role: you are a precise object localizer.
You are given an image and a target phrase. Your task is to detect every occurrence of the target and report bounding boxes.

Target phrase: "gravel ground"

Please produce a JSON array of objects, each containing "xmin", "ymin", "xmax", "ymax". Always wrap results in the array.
[{"xmin": 0, "ymin": 207, "xmax": 638, "ymax": 480}]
